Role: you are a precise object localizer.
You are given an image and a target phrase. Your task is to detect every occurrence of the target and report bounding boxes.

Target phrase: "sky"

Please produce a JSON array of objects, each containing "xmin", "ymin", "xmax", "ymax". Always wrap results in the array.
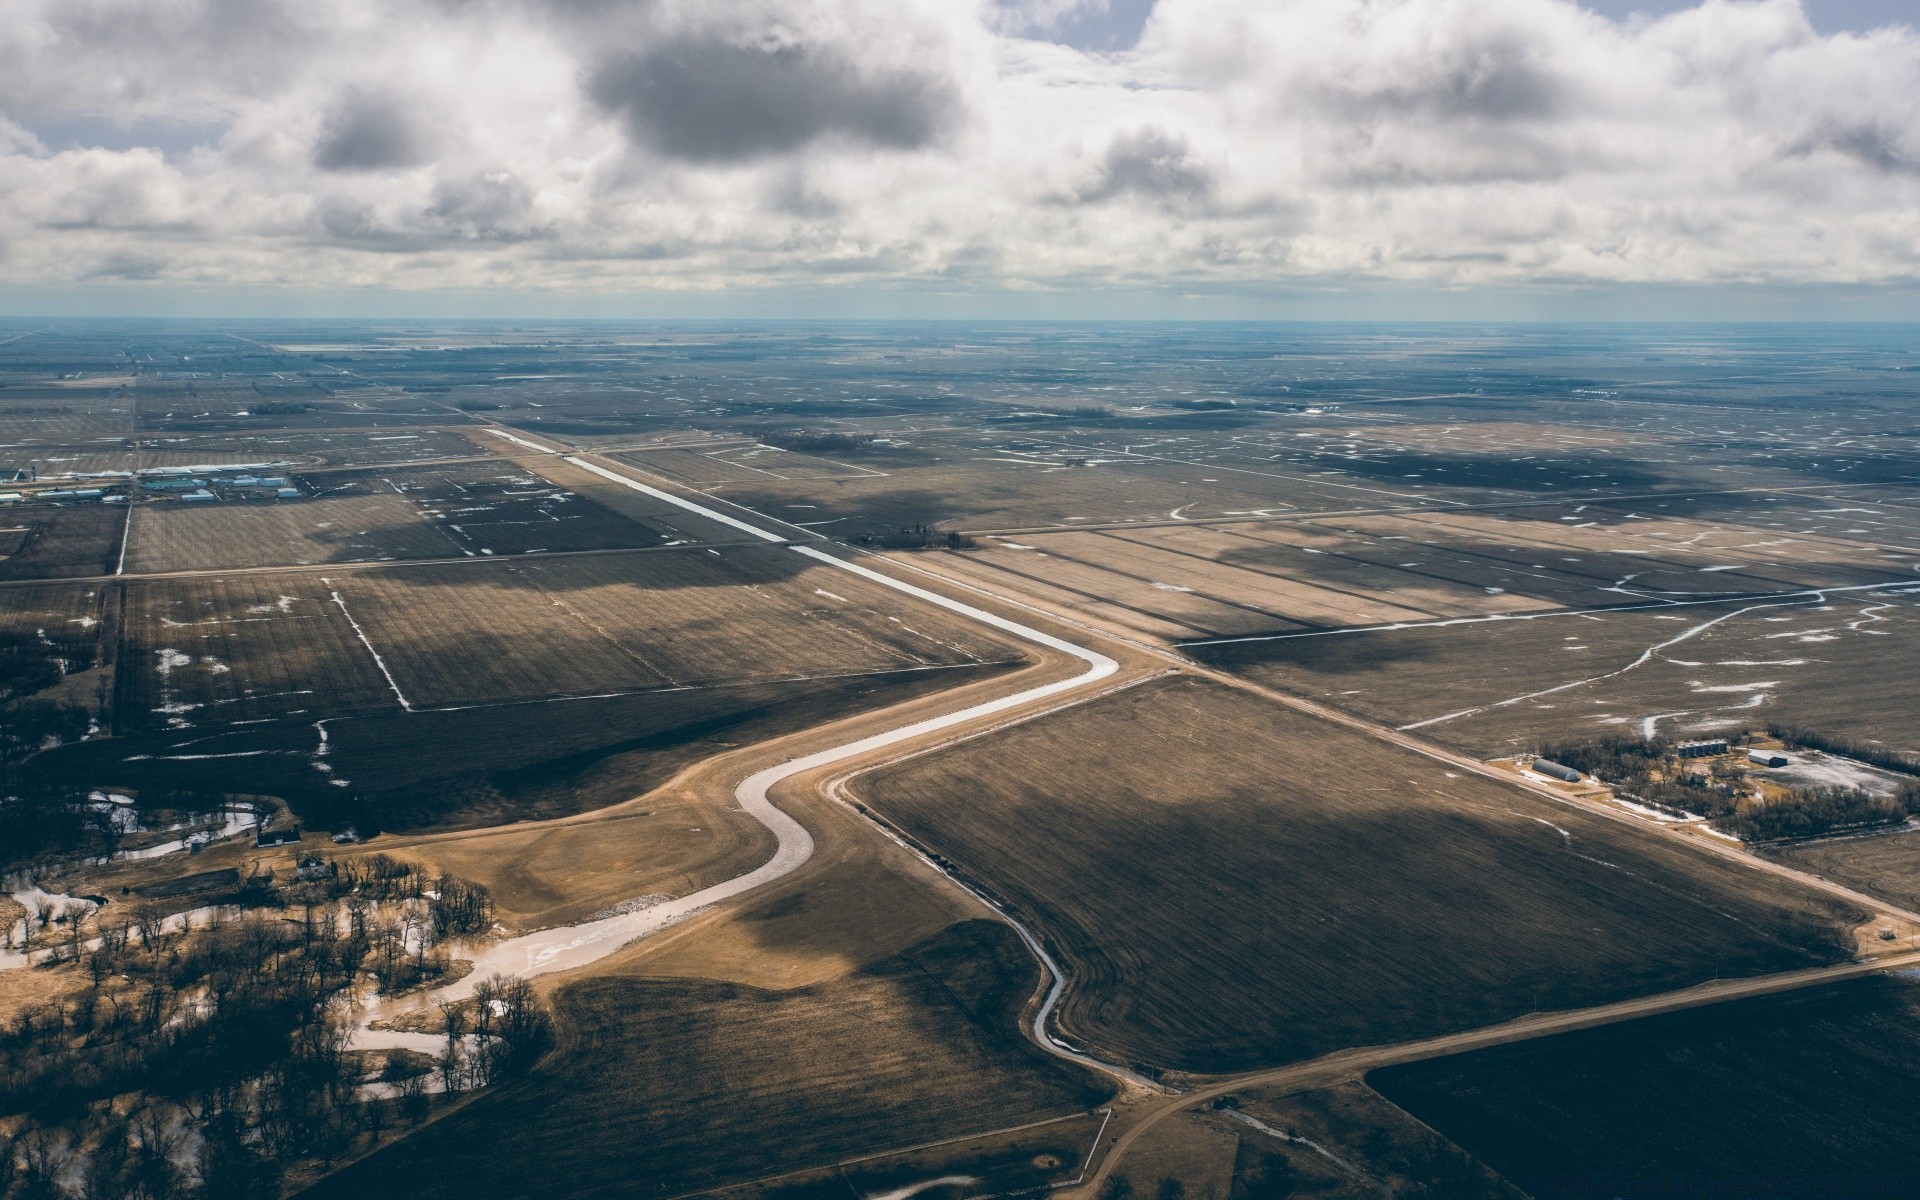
[{"xmin": 3, "ymin": 0, "xmax": 1919, "ymax": 319}]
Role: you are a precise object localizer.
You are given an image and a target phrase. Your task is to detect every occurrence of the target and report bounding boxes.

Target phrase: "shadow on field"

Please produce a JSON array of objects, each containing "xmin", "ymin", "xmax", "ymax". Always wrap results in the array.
[
  {"xmin": 857, "ymin": 676, "xmax": 1864, "ymax": 1075},
  {"xmin": 300, "ymin": 920, "xmax": 1112, "ymax": 1200},
  {"xmin": 33, "ymin": 663, "xmax": 1011, "ymax": 836},
  {"xmin": 1369, "ymin": 974, "xmax": 1920, "ymax": 1191},
  {"xmin": 1186, "ymin": 627, "xmax": 1444, "ymax": 674},
  {"xmin": 1281, "ymin": 450, "xmax": 1669, "ymax": 493}
]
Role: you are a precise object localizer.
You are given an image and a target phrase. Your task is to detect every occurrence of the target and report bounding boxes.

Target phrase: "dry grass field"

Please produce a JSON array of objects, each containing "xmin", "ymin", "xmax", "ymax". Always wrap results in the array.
[
  {"xmin": 853, "ymin": 675, "xmax": 1861, "ymax": 1074},
  {"xmin": 1194, "ymin": 585, "xmax": 1920, "ymax": 756},
  {"xmin": 1369, "ymin": 975, "xmax": 1920, "ymax": 1194},
  {"xmin": 1769, "ymin": 827, "xmax": 1920, "ymax": 915},
  {"xmin": 0, "ymin": 504, "xmax": 125, "ymax": 579},
  {"xmin": 303, "ymin": 920, "xmax": 1111, "ymax": 1200}
]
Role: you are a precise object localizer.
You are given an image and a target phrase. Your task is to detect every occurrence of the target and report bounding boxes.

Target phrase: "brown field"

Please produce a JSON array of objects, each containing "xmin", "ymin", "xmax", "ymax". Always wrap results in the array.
[
  {"xmin": 1368, "ymin": 975, "xmax": 1920, "ymax": 1191},
  {"xmin": 1194, "ymin": 584, "xmax": 1920, "ymax": 756},
  {"xmin": 119, "ymin": 575, "xmax": 394, "ymax": 729},
  {"xmin": 373, "ymin": 461, "xmax": 671, "ymax": 555},
  {"xmin": 0, "ymin": 503, "xmax": 125, "ymax": 579},
  {"xmin": 1769, "ymin": 826, "xmax": 1920, "ymax": 915},
  {"xmin": 81, "ymin": 613, "xmax": 1016, "ymax": 835},
  {"xmin": 520, "ymin": 455, "xmax": 760, "ymax": 545},
  {"xmin": 331, "ymin": 548, "xmax": 1016, "ymax": 709},
  {"xmin": 302, "ymin": 921, "xmax": 1111, "ymax": 1200},
  {"xmin": 652, "ymin": 442, "xmax": 1378, "ymax": 537},
  {"xmin": 1221, "ymin": 1083, "xmax": 1524, "ymax": 1199},
  {"xmin": 853, "ymin": 674, "xmax": 1860, "ymax": 1074},
  {"xmin": 943, "ymin": 496, "xmax": 1920, "ymax": 645},
  {"xmin": 122, "ymin": 484, "xmax": 455, "ymax": 572}
]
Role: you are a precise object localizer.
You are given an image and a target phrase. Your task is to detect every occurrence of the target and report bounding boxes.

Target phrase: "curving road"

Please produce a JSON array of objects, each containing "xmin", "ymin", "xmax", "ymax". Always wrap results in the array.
[{"xmin": 425, "ymin": 455, "xmax": 1119, "ymax": 1031}]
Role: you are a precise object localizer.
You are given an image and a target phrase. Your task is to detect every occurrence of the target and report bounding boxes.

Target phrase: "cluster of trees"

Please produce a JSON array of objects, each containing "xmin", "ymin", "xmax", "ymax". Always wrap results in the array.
[
  {"xmin": 1537, "ymin": 735, "xmax": 1742, "ymax": 819},
  {"xmin": 1713, "ymin": 783, "xmax": 1920, "ymax": 843},
  {"xmin": 1768, "ymin": 724, "xmax": 1920, "ymax": 777},
  {"xmin": 759, "ymin": 430, "xmax": 872, "ymax": 454},
  {"xmin": 436, "ymin": 975, "xmax": 552, "ymax": 1093},
  {"xmin": 325, "ymin": 854, "xmax": 496, "ymax": 939},
  {"xmin": 851, "ymin": 525, "xmax": 976, "ymax": 551},
  {"xmin": 0, "ymin": 869, "xmax": 538, "ymax": 1198},
  {"xmin": 0, "ymin": 626, "xmax": 95, "ymax": 704},
  {"xmin": 1, "ymin": 784, "xmax": 252, "ymax": 876},
  {"xmin": 0, "ymin": 783, "xmax": 107, "ymax": 874},
  {"xmin": 1542, "ymin": 731, "xmax": 1920, "ymax": 841}
]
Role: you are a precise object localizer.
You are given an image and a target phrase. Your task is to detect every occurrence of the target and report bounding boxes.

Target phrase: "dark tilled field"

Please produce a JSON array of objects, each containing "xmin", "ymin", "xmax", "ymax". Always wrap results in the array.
[
  {"xmin": 52, "ymin": 659, "xmax": 1015, "ymax": 834},
  {"xmin": 303, "ymin": 920, "xmax": 1111, "ymax": 1200},
  {"xmin": 0, "ymin": 504, "xmax": 125, "ymax": 580},
  {"xmin": 854, "ymin": 675, "xmax": 1861, "ymax": 1074},
  {"xmin": 1369, "ymin": 975, "xmax": 1920, "ymax": 1197}
]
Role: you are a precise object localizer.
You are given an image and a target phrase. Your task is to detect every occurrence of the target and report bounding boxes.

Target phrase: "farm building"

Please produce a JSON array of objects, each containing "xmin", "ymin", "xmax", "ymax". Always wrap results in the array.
[
  {"xmin": 1749, "ymin": 749, "xmax": 1791, "ymax": 768},
  {"xmin": 1532, "ymin": 758, "xmax": 1584, "ymax": 783},
  {"xmin": 255, "ymin": 826, "xmax": 301, "ymax": 847},
  {"xmin": 1677, "ymin": 739, "xmax": 1729, "ymax": 759}
]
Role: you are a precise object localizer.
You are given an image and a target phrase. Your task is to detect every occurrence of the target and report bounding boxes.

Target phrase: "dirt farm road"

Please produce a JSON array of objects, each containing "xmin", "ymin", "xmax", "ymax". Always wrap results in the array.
[{"xmin": 1068, "ymin": 947, "xmax": 1920, "ymax": 1195}]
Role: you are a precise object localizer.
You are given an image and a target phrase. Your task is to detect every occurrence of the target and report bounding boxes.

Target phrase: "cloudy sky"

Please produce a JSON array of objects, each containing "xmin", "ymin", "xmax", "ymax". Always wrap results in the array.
[{"xmin": 3, "ymin": 0, "xmax": 1919, "ymax": 318}]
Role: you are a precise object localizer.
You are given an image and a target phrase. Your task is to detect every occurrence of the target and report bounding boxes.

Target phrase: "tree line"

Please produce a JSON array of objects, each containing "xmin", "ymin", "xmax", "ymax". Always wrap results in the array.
[{"xmin": 0, "ymin": 858, "xmax": 540, "ymax": 1199}]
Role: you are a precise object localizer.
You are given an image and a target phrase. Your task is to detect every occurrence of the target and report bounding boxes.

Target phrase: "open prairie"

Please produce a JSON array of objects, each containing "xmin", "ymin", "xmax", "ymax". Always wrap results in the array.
[
  {"xmin": 853, "ymin": 674, "xmax": 1860, "ymax": 1074},
  {"xmin": 1370, "ymin": 975, "xmax": 1920, "ymax": 1196}
]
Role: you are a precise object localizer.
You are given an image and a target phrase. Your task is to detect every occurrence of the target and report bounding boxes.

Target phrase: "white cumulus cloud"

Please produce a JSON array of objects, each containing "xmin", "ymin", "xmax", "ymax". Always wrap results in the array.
[{"xmin": 0, "ymin": 0, "xmax": 1915, "ymax": 297}]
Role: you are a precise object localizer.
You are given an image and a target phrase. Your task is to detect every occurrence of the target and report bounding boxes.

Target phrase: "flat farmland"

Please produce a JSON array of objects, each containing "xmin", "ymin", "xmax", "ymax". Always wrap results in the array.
[
  {"xmin": 667, "ymin": 438, "xmax": 1378, "ymax": 537},
  {"xmin": 54, "ymin": 656, "xmax": 1009, "ymax": 835},
  {"xmin": 853, "ymin": 675, "xmax": 1860, "ymax": 1074},
  {"xmin": 303, "ymin": 920, "xmax": 1111, "ymax": 1200},
  {"xmin": 119, "ymin": 575, "xmax": 393, "ymax": 730},
  {"xmin": 521, "ymin": 454, "xmax": 762, "ymax": 544},
  {"xmin": 1769, "ymin": 827, "xmax": 1920, "ymax": 915},
  {"xmin": 619, "ymin": 441, "xmax": 887, "ymax": 484},
  {"xmin": 0, "ymin": 581, "xmax": 106, "ymax": 701},
  {"xmin": 331, "ymin": 548, "xmax": 1016, "ymax": 708},
  {"xmin": 130, "ymin": 427, "xmax": 488, "ymax": 468},
  {"xmin": 122, "ymin": 484, "xmax": 454, "ymax": 572},
  {"xmin": 376, "ymin": 461, "xmax": 670, "ymax": 555},
  {"xmin": 0, "ymin": 504, "xmax": 126, "ymax": 579},
  {"xmin": 1369, "ymin": 975, "xmax": 1920, "ymax": 1196},
  {"xmin": 1195, "ymin": 583, "xmax": 1920, "ymax": 755}
]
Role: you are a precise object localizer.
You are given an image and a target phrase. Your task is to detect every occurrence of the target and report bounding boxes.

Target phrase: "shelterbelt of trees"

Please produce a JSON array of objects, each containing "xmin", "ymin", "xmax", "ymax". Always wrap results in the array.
[{"xmin": 1539, "ymin": 734, "xmax": 1920, "ymax": 845}]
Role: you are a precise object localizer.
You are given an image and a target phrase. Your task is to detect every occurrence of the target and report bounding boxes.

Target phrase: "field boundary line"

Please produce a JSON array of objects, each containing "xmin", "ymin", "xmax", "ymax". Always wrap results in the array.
[
  {"xmin": 1070, "ymin": 948, "xmax": 1920, "ymax": 1196},
  {"xmin": 320, "ymin": 576, "xmax": 412, "ymax": 712},
  {"xmin": 822, "ymin": 671, "xmax": 1171, "ymax": 1089}
]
